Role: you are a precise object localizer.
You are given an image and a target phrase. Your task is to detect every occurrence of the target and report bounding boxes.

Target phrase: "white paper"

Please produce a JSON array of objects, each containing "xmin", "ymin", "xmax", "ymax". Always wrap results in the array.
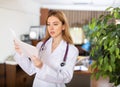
[
  {"xmin": 76, "ymin": 56, "xmax": 89, "ymax": 64},
  {"xmin": 19, "ymin": 41, "xmax": 39, "ymax": 57},
  {"xmin": 10, "ymin": 29, "xmax": 39, "ymax": 58},
  {"xmin": 74, "ymin": 65, "xmax": 88, "ymax": 71}
]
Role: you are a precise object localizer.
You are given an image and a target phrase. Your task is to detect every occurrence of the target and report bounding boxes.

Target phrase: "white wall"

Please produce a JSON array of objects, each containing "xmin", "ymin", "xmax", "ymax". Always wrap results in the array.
[{"xmin": 0, "ymin": 0, "xmax": 40, "ymax": 63}]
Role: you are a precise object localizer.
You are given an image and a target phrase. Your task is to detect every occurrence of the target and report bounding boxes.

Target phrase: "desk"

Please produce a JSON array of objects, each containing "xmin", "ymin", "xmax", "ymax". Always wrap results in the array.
[
  {"xmin": 70, "ymin": 70, "xmax": 114, "ymax": 87},
  {"xmin": 66, "ymin": 70, "xmax": 92, "ymax": 87},
  {"xmin": 0, "ymin": 63, "xmax": 6, "ymax": 87},
  {"xmin": 75, "ymin": 70, "xmax": 91, "ymax": 75},
  {"xmin": 6, "ymin": 64, "xmax": 35, "ymax": 87}
]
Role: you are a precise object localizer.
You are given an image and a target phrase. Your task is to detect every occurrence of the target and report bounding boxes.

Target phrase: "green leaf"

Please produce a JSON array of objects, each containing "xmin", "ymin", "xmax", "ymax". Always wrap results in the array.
[
  {"xmin": 96, "ymin": 32, "xmax": 100, "ymax": 37},
  {"xmin": 102, "ymin": 29, "xmax": 106, "ymax": 35},
  {"xmin": 109, "ymin": 45, "xmax": 115, "ymax": 54},
  {"xmin": 89, "ymin": 18, "xmax": 96, "ymax": 30},
  {"xmin": 91, "ymin": 62, "xmax": 97, "ymax": 70},
  {"xmin": 96, "ymin": 72, "xmax": 101, "ymax": 80},
  {"xmin": 102, "ymin": 74, "xmax": 108, "ymax": 79},
  {"xmin": 104, "ymin": 56, "xmax": 108, "ymax": 64},
  {"xmin": 99, "ymin": 57, "xmax": 103, "ymax": 65},
  {"xmin": 106, "ymin": 6, "xmax": 113, "ymax": 11},
  {"xmin": 89, "ymin": 7, "xmax": 120, "ymax": 85},
  {"xmin": 110, "ymin": 54, "xmax": 115, "ymax": 63},
  {"xmin": 116, "ymin": 48, "xmax": 119, "ymax": 57},
  {"xmin": 108, "ymin": 65, "xmax": 112, "ymax": 72},
  {"xmin": 109, "ymin": 40, "xmax": 114, "ymax": 47}
]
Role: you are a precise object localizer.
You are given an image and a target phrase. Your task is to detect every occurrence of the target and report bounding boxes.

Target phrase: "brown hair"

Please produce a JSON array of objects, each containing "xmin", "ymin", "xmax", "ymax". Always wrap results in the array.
[{"xmin": 42, "ymin": 10, "xmax": 73, "ymax": 44}]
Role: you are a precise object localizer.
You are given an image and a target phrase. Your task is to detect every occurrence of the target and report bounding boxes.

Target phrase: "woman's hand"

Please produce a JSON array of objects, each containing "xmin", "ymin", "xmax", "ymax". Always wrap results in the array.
[
  {"xmin": 30, "ymin": 55, "xmax": 43, "ymax": 68},
  {"xmin": 14, "ymin": 40, "xmax": 22, "ymax": 55}
]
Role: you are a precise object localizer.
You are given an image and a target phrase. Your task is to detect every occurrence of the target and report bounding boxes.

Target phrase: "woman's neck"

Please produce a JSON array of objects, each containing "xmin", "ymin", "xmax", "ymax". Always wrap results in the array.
[
  {"xmin": 52, "ymin": 37, "xmax": 62, "ymax": 44},
  {"xmin": 51, "ymin": 36, "xmax": 62, "ymax": 53}
]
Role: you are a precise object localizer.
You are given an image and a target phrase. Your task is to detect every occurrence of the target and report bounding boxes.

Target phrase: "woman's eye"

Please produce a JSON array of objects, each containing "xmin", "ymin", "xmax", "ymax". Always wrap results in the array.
[
  {"xmin": 46, "ymin": 24, "xmax": 50, "ymax": 26},
  {"xmin": 54, "ymin": 24, "xmax": 58, "ymax": 25}
]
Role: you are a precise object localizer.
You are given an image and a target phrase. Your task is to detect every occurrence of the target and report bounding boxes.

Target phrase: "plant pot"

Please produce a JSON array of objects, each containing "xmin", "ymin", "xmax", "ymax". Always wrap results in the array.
[
  {"xmin": 92, "ymin": 77, "xmax": 114, "ymax": 87},
  {"xmin": 115, "ymin": 19, "xmax": 120, "ymax": 25}
]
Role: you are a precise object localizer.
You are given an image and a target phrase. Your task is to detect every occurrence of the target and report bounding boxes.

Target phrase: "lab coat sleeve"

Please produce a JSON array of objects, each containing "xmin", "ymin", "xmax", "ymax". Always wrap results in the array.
[
  {"xmin": 14, "ymin": 53, "xmax": 36, "ymax": 76},
  {"xmin": 35, "ymin": 45, "xmax": 79, "ymax": 84},
  {"xmin": 13, "ymin": 42, "xmax": 43, "ymax": 76}
]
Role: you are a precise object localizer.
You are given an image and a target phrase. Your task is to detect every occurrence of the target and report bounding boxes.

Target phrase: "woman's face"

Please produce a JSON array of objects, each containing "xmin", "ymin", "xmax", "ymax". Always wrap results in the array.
[{"xmin": 47, "ymin": 16, "xmax": 64, "ymax": 39}]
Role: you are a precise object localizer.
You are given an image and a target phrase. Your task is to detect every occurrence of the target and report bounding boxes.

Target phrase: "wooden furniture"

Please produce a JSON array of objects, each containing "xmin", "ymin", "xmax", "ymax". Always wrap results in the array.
[
  {"xmin": 6, "ymin": 64, "xmax": 34, "ymax": 87},
  {"xmin": 67, "ymin": 70, "xmax": 113, "ymax": 87},
  {"xmin": 66, "ymin": 70, "xmax": 92, "ymax": 87},
  {"xmin": 40, "ymin": 8, "xmax": 49, "ymax": 25},
  {"xmin": 0, "ymin": 63, "xmax": 6, "ymax": 87},
  {"xmin": 31, "ymin": 40, "xmax": 40, "ymax": 46},
  {"xmin": 40, "ymin": 8, "xmax": 109, "ymax": 27}
]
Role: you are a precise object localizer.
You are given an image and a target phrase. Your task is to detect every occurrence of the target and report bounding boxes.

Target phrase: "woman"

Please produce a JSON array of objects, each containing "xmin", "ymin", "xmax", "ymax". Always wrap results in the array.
[{"xmin": 14, "ymin": 10, "xmax": 79, "ymax": 87}]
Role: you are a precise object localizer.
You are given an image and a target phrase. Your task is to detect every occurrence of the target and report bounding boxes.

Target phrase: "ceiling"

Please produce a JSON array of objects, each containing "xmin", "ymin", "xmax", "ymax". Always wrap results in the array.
[
  {"xmin": 35, "ymin": 0, "xmax": 120, "ymax": 6},
  {"xmin": 34, "ymin": 0, "xmax": 120, "ymax": 11}
]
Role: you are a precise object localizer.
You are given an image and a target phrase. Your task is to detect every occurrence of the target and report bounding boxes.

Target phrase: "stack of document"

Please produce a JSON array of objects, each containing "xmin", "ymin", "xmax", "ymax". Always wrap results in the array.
[
  {"xmin": 76, "ymin": 56, "xmax": 90, "ymax": 65},
  {"xmin": 10, "ymin": 29, "xmax": 39, "ymax": 58},
  {"xmin": 74, "ymin": 65, "xmax": 88, "ymax": 71}
]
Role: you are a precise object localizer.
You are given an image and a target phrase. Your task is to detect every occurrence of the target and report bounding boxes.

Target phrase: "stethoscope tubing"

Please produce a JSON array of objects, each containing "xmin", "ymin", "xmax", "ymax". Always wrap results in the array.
[{"xmin": 39, "ymin": 39, "xmax": 69, "ymax": 67}]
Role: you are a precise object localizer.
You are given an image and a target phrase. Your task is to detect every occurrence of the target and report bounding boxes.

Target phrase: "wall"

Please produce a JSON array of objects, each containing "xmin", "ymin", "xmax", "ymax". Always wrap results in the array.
[{"xmin": 0, "ymin": 0, "xmax": 40, "ymax": 63}]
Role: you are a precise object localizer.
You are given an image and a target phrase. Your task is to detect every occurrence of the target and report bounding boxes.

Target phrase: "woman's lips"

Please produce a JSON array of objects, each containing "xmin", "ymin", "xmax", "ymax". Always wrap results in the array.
[{"xmin": 50, "ymin": 31, "xmax": 55, "ymax": 35}]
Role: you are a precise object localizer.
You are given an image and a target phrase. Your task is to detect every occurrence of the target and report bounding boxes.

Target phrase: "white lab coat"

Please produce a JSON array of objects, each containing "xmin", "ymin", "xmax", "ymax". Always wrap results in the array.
[{"xmin": 14, "ymin": 38, "xmax": 79, "ymax": 87}]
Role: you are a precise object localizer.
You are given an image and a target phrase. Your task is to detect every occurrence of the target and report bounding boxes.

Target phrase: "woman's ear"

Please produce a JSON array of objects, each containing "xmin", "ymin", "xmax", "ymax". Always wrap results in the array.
[{"xmin": 62, "ymin": 25, "xmax": 65, "ymax": 30}]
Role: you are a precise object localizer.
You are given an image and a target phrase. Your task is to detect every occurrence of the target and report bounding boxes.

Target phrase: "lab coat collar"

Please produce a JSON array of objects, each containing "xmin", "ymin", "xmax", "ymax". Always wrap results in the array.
[{"xmin": 48, "ymin": 37, "xmax": 65, "ymax": 54}]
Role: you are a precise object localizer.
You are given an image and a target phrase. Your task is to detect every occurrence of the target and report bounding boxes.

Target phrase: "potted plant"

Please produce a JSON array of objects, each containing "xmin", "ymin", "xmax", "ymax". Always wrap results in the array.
[{"xmin": 89, "ymin": 7, "xmax": 120, "ymax": 86}]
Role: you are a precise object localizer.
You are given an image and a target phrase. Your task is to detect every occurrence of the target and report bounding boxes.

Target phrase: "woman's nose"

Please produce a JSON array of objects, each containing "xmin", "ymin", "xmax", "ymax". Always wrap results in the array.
[{"xmin": 49, "ymin": 25, "xmax": 54, "ymax": 30}]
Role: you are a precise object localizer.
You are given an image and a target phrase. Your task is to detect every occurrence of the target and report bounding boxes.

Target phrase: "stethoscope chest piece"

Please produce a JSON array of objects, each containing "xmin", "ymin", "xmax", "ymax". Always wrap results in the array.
[
  {"xmin": 41, "ymin": 46, "xmax": 46, "ymax": 51},
  {"xmin": 41, "ymin": 46, "xmax": 44, "ymax": 51},
  {"xmin": 60, "ymin": 62, "xmax": 65, "ymax": 67}
]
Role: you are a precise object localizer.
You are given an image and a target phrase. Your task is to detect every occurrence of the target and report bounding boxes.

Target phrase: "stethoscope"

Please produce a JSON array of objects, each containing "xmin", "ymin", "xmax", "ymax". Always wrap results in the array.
[{"xmin": 39, "ymin": 39, "xmax": 69, "ymax": 67}]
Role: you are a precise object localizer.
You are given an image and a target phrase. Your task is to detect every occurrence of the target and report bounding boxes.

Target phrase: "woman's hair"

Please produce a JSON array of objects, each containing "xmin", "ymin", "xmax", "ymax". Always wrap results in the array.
[{"xmin": 43, "ymin": 10, "xmax": 73, "ymax": 44}]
